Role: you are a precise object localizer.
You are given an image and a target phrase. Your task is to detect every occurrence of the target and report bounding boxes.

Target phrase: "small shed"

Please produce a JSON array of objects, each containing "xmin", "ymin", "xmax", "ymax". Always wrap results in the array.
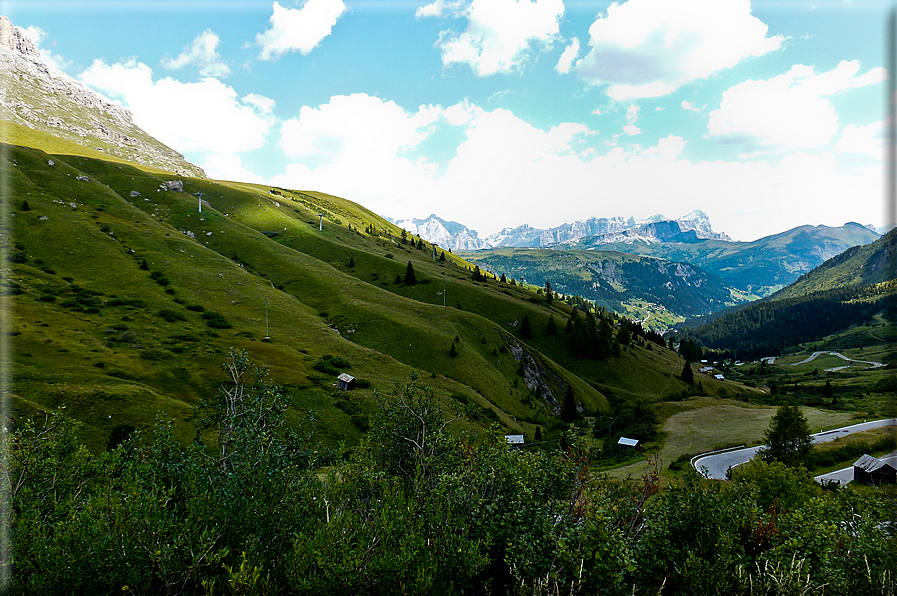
[
  {"xmin": 853, "ymin": 454, "xmax": 896, "ymax": 486},
  {"xmin": 505, "ymin": 434, "xmax": 525, "ymax": 447},
  {"xmin": 699, "ymin": 366, "xmax": 713, "ymax": 373},
  {"xmin": 618, "ymin": 437, "xmax": 640, "ymax": 451},
  {"xmin": 337, "ymin": 373, "xmax": 356, "ymax": 391},
  {"xmin": 714, "ymin": 374, "xmax": 725, "ymax": 380}
]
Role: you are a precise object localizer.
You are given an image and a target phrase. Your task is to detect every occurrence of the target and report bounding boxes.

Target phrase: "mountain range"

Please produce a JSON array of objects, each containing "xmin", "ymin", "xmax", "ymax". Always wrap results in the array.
[
  {"xmin": 1, "ymin": 12, "xmax": 892, "ymax": 457},
  {"xmin": 391, "ymin": 210, "xmax": 731, "ymax": 252}
]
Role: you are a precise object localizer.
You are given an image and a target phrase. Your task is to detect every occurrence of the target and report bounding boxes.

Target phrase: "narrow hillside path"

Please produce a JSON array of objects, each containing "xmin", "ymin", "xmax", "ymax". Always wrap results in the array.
[{"xmin": 790, "ymin": 351, "xmax": 883, "ymax": 369}]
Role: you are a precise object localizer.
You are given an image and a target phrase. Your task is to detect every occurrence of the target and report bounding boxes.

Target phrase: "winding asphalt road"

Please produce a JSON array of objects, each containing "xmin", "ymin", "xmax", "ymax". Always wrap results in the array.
[{"xmin": 693, "ymin": 418, "xmax": 897, "ymax": 480}]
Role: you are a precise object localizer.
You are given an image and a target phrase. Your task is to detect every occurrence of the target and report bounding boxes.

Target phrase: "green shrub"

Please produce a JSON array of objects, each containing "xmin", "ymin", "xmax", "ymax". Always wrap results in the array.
[
  {"xmin": 202, "ymin": 311, "xmax": 232, "ymax": 329},
  {"xmin": 313, "ymin": 355, "xmax": 351, "ymax": 375},
  {"xmin": 157, "ymin": 308, "xmax": 186, "ymax": 322}
]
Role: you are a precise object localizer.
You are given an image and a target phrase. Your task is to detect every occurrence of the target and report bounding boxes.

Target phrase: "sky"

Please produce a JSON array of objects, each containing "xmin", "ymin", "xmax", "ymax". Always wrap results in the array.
[{"xmin": 4, "ymin": 0, "xmax": 892, "ymax": 241}]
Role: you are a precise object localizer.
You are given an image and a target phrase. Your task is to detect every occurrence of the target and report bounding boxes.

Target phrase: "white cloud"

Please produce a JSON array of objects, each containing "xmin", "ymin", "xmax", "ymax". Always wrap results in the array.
[
  {"xmin": 834, "ymin": 120, "xmax": 885, "ymax": 160},
  {"xmin": 202, "ymin": 154, "xmax": 268, "ymax": 183},
  {"xmin": 623, "ymin": 124, "xmax": 641, "ymax": 136},
  {"xmin": 257, "ymin": 0, "xmax": 347, "ymax": 61},
  {"xmin": 575, "ymin": 0, "xmax": 783, "ymax": 100},
  {"xmin": 681, "ymin": 100, "xmax": 702, "ymax": 113},
  {"xmin": 161, "ymin": 30, "xmax": 230, "ymax": 78},
  {"xmin": 421, "ymin": 0, "xmax": 565, "ymax": 76},
  {"xmin": 554, "ymin": 37, "xmax": 580, "ymax": 74},
  {"xmin": 78, "ymin": 59, "xmax": 274, "ymax": 155},
  {"xmin": 708, "ymin": 61, "xmax": 884, "ymax": 149},
  {"xmin": 272, "ymin": 94, "xmax": 881, "ymax": 241},
  {"xmin": 20, "ymin": 25, "xmax": 71, "ymax": 72},
  {"xmin": 416, "ymin": 0, "xmax": 465, "ymax": 17}
]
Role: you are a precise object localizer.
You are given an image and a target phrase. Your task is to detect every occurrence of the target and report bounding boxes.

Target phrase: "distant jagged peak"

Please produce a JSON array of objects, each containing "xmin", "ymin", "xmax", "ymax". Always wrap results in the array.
[{"xmin": 0, "ymin": 16, "xmax": 41, "ymax": 60}]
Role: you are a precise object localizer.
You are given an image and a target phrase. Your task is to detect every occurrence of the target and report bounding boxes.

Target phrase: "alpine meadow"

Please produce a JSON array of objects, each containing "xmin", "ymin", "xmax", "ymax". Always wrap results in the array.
[{"xmin": 1, "ymin": 2, "xmax": 896, "ymax": 595}]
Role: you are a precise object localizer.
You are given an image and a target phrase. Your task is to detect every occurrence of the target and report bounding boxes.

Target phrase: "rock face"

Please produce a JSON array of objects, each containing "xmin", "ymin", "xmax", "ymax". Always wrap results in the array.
[
  {"xmin": 483, "ymin": 211, "xmax": 730, "ymax": 248},
  {"xmin": 0, "ymin": 16, "xmax": 205, "ymax": 178},
  {"xmin": 388, "ymin": 214, "xmax": 489, "ymax": 251},
  {"xmin": 396, "ymin": 210, "xmax": 731, "ymax": 251}
]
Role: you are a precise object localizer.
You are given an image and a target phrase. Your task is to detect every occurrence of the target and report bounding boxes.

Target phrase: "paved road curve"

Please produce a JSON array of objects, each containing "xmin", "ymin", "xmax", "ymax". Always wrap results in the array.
[{"xmin": 693, "ymin": 418, "xmax": 897, "ymax": 480}]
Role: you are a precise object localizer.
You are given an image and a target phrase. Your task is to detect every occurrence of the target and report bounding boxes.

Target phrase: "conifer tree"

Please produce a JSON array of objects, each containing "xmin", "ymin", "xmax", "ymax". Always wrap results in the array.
[
  {"xmin": 546, "ymin": 316, "xmax": 558, "ymax": 335},
  {"xmin": 404, "ymin": 261, "xmax": 417, "ymax": 285},
  {"xmin": 520, "ymin": 315, "xmax": 533, "ymax": 340},
  {"xmin": 760, "ymin": 404, "xmax": 813, "ymax": 467},
  {"xmin": 562, "ymin": 385, "xmax": 577, "ymax": 422},
  {"xmin": 681, "ymin": 360, "xmax": 695, "ymax": 385}
]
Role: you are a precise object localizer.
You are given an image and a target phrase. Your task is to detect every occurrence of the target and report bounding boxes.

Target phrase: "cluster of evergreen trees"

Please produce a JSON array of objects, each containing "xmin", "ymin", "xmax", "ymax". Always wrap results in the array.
[{"xmin": 684, "ymin": 285, "xmax": 892, "ymax": 359}]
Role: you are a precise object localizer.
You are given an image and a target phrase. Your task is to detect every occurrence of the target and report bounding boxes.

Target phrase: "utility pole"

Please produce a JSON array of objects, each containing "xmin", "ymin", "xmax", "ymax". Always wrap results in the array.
[
  {"xmin": 265, "ymin": 296, "xmax": 270, "ymax": 340},
  {"xmin": 196, "ymin": 192, "xmax": 205, "ymax": 213},
  {"xmin": 318, "ymin": 213, "xmax": 325, "ymax": 231}
]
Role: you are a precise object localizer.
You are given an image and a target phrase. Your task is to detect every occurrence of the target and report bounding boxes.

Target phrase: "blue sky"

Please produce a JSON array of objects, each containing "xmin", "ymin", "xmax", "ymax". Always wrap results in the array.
[{"xmin": 5, "ymin": 0, "xmax": 891, "ymax": 240}]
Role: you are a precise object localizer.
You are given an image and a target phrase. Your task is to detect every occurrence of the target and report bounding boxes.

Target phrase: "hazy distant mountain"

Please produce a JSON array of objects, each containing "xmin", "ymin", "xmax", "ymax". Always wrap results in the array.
[
  {"xmin": 680, "ymin": 228, "xmax": 896, "ymax": 357},
  {"xmin": 395, "ymin": 210, "xmax": 730, "ymax": 251},
  {"xmin": 0, "ymin": 16, "xmax": 204, "ymax": 177},
  {"xmin": 485, "ymin": 210, "xmax": 730, "ymax": 248},
  {"xmin": 573, "ymin": 222, "xmax": 880, "ymax": 297},
  {"xmin": 388, "ymin": 214, "xmax": 489, "ymax": 251}
]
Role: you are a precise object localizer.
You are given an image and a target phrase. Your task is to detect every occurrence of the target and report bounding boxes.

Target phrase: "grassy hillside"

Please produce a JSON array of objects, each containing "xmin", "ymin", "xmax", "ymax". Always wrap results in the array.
[{"xmin": 3, "ymin": 140, "xmax": 762, "ymax": 452}]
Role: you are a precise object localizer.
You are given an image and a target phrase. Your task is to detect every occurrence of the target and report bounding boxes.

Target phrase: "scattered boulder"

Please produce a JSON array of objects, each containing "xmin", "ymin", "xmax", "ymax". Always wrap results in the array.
[
  {"xmin": 75, "ymin": 175, "xmax": 88, "ymax": 182},
  {"xmin": 47, "ymin": 159, "xmax": 54, "ymax": 166},
  {"xmin": 160, "ymin": 180, "xmax": 183, "ymax": 192},
  {"xmin": 130, "ymin": 190, "xmax": 141, "ymax": 198}
]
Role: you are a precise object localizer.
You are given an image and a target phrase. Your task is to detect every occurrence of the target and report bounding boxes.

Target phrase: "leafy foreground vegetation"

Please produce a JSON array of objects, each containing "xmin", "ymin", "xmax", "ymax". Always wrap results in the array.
[{"xmin": 8, "ymin": 352, "xmax": 896, "ymax": 596}]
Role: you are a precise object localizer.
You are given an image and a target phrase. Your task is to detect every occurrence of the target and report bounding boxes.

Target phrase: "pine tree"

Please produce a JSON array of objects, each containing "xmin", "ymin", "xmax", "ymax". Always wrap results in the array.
[
  {"xmin": 545, "ymin": 281, "xmax": 553, "ymax": 304},
  {"xmin": 534, "ymin": 426, "xmax": 543, "ymax": 441},
  {"xmin": 546, "ymin": 316, "xmax": 558, "ymax": 335},
  {"xmin": 439, "ymin": 251, "xmax": 446, "ymax": 262},
  {"xmin": 395, "ymin": 273, "xmax": 403, "ymax": 285},
  {"xmin": 139, "ymin": 258, "xmax": 149, "ymax": 271},
  {"xmin": 760, "ymin": 404, "xmax": 814, "ymax": 467},
  {"xmin": 500, "ymin": 273, "xmax": 507, "ymax": 283},
  {"xmin": 20, "ymin": 200, "xmax": 30, "ymax": 211},
  {"xmin": 404, "ymin": 261, "xmax": 416, "ymax": 285},
  {"xmin": 520, "ymin": 315, "xmax": 533, "ymax": 340},
  {"xmin": 348, "ymin": 256, "xmax": 355, "ymax": 268},
  {"xmin": 562, "ymin": 385, "xmax": 577, "ymax": 422},
  {"xmin": 681, "ymin": 360, "xmax": 695, "ymax": 385},
  {"xmin": 401, "ymin": 229, "xmax": 407, "ymax": 244},
  {"xmin": 449, "ymin": 341, "xmax": 458, "ymax": 357},
  {"xmin": 617, "ymin": 323, "xmax": 631, "ymax": 346},
  {"xmin": 822, "ymin": 379, "xmax": 833, "ymax": 398}
]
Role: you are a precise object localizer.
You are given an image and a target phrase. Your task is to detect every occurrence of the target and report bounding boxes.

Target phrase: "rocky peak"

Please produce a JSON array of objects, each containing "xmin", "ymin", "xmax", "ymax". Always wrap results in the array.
[
  {"xmin": 0, "ymin": 15, "xmax": 205, "ymax": 178},
  {"xmin": 0, "ymin": 16, "xmax": 41, "ymax": 59}
]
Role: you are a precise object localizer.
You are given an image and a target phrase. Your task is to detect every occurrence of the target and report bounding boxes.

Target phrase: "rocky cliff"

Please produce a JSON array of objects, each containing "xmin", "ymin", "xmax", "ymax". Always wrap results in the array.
[{"xmin": 0, "ymin": 16, "xmax": 205, "ymax": 178}]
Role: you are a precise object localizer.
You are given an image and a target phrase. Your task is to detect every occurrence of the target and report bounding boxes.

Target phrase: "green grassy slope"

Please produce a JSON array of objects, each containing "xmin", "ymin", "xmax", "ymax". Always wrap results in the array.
[{"xmin": 4, "ymin": 141, "xmax": 761, "ymax": 452}]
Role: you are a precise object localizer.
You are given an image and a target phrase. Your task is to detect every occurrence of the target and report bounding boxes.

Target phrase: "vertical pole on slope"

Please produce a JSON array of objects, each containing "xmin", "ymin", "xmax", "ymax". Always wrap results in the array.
[
  {"xmin": 887, "ymin": 8, "xmax": 896, "ymax": 281},
  {"xmin": 196, "ymin": 192, "xmax": 204, "ymax": 213},
  {"xmin": 318, "ymin": 213, "xmax": 324, "ymax": 231},
  {"xmin": 265, "ymin": 296, "xmax": 270, "ymax": 340}
]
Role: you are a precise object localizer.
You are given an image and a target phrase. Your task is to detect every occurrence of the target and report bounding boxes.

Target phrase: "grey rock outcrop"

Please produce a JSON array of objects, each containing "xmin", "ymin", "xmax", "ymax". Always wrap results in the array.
[{"xmin": 0, "ymin": 15, "xmax": 205, "ymax": 178}]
